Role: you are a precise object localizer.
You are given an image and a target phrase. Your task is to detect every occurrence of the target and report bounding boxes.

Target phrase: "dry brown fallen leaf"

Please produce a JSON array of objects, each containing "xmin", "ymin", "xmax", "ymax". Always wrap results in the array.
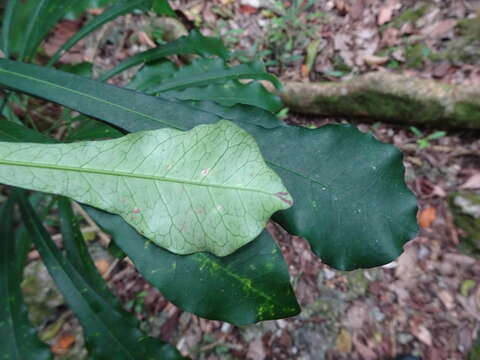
[
  {"xmin": 335, "ymin": 328, "xmax": 353, "ymax": 352},
  {"xmin": 363, "ymin": 54, "xmax": 389, "ymax": 66},
  {"xmin": 95, "ymin": 259, "xmax": 111, "ymax": 276},
  {"xmin": 138, "ymin": 31, "xmax": 156, "ymax": 48},
  {"xmin": 51, "ymin": 334, "xmax": 76, "ymax": 355},
  {"xmin": 460, "ymin": 173, "xmax": 480, "ymax": 189},
  {"xmin": 438, "ymin": 289, "xmax": 455, "ymax": 310},
  {"xmin": 419, "ymin": 206, "xmax": 437, "ymax": 228},
  {"xmin": 377, "ymin": 0, "xmax": 398, "ymax": 25},
  {"xmin": 422, "ymin": 19, "xmax": 457, "ymax": 39},
  {"xmin": 410, "ymin": 323, "xmax": 432, "ymax": 346},
  {"xmin": 246, "ymin": 338, "xmax": 266, "ymax": 360},
  {"xmin": 239, "ymin": 4, "xmax": 258, "ymax": 14}
]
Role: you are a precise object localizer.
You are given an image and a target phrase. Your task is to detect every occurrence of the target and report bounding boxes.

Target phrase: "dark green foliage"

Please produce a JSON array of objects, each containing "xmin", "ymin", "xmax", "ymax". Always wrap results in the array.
[
  {"xmin": 130, "ymin": 58, "xmax": 283, "ymax": 112},
  {"xmin": 17, "ymin": 195, "xmax": 186, "ymax": 360},
  {"xmin": 0, "ymin": 197, "xmax": 52, "ymax": 360},
  {"xmin": 98, "ymin": 30, "xmax": 230, "ymax": 81},
  {"xmin": 0, "ymin": 59, "xmax": 418, "ymax": 270},
  {"xmin": 47, "ymin": 0, "xmax": 155, "ymax": 67},
  {"xmin": 86, "ymin": 207, "xmax": 300, "ymax": 325}
]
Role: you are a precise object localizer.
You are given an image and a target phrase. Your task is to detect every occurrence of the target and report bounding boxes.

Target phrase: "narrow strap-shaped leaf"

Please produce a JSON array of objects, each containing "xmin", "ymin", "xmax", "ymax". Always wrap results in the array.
[
  {"xmin": 152, "ymin": 0, "xmax": 176, "ymax": 16},
  {"xmin": 6, "ymin": 0, "xmax": 80, "ymax": 60},
  {"xmin": 0, "ymin": 119, "xmax": 57, "ymax": 144},
  {"xmin": 1, "ymin": 0, "xmax": 18, "ymax": 58},
  {"xmin": 0, "ymin": 119, "xmax": 300, "ymax": 325},
  {"xmin": 18, "ymin": 0, "xmax": 47, "ymax": 60},
  {"xmin": 58, "ymin": 198, "xmax": 186, "ymax": 359},
  {"xmin": 97, "ymin": 30, "xmax": 230, "ymax": 81},
  {"xmin": 129, "ymin": 58, "xmax": 283, "ymax": 112},
  {"xmin": 66, "ymin": 117, "xmax": 124, "ymax": 141},
  {"xmin": 0, "ymin": 121, "xmax": 292, "ymax": 257},
  {"xmin": 18, "ymin": 194, "xmax": 186, "ymax": 360},
  {"xmin": 0, "ymin": 58, "xmax": 214, "ymax": 130},
  {"xmin": 145, "ymin": 59, "xmax": 281, "ymax": 93},
  {"xmin": 0, "ymin": 195, "xmax": 52, "ymax": 360},
  {"xmin": 0, "ymin": 60, "xmax": 418, "ymax": 270},
  {"xmin": 165, "ymin": 80, "xmax": 283, "ymax": 113},
  {"xmin": 47, "ymin": 0, "xmax": 152, "ymax": 67}
]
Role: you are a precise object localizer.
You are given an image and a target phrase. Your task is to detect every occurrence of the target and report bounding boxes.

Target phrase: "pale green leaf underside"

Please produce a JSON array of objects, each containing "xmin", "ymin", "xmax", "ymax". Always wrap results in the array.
[{"xmin": 0, "ymin": 120, "xmax": 292, "ymax": 256}]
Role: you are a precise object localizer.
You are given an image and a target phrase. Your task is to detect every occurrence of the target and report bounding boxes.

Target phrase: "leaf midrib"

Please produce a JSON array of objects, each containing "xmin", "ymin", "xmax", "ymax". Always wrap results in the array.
[
  {"xmin": 0, "ymin": 67, "xmax": 177, "ymax": 130},
  {"xmin": 0, "ymin": 65, "xmax": 319, "ymax": 187},
  {"xmin": 19, "ymin": 0, "xmax": 47, "ymax": 61},
  {"xmin": 0, "ymin": 158, "xmax": 275, "ymax": 196},
  {"xmin": 149, "ymin": 68, "xmax": 260, "ymax": 93}
]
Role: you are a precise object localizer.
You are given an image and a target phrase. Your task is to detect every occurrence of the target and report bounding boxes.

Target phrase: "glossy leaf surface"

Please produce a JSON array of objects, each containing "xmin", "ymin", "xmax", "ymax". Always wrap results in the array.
[
  {"xmin": 0, "ymin": 121, "xmax": 292, "ymax": 256},
  {"xmin": 0, "ymin": 197, "xmax": 52, "ymax": 360},
  {"xmin": 0, "ymin": 114, "xmax": 300, "ymax": 326},
  {"xmin": 17, "ymin": 194, "xmax": 186, "ymax": 360},
  {"xmin": 129, "ymin": 59, "xmax": 282, "ymax": 112},
  {"xmin": 140, "ymin": 58, "xmax": 281, "ymax": 94},
  {"xmin": 0, "ymin": 59, "xmax": 418, "ymax": 270},
  {"xmin": 86, "ymin": 206, "xmax": 300, "ymax": 325}
]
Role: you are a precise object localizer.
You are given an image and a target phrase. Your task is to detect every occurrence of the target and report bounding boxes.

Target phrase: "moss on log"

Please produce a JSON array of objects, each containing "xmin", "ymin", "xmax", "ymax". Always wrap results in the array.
[{"xmin": 272, "ymin": 73, "xmax": 480, "ymax": 129}]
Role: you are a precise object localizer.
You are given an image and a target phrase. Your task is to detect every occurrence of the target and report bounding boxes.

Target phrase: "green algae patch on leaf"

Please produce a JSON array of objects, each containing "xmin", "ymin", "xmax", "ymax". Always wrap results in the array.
[{"xmin": 0, "ymin": 120, "xmax": 292, "ymax": 256}]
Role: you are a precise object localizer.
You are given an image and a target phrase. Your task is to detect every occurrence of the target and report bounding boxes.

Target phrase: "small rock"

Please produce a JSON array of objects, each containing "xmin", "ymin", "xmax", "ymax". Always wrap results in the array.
[
  {"xmin": 398, "ymin": 333, "xmax": 414, "ymax": 344},
  {"xmin": 246, "ymin": 338, "xmax": 266, "ymax": 360}
]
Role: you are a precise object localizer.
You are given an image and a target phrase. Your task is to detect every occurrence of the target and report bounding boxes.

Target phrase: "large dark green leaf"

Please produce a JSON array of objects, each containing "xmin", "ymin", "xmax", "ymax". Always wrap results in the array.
[
  {"xmin": 252, "ymin": 124, "xmax": 419, "ymax": 269},
  {"xmin": 97, "ymin": 30, "xmax": 230, "ymax": 81},
  {"xmin": 0, "ymin": 196, "xmax": 52, "ymax": 360},
  {"xmin": 17, "ymin": 193, "xmax": 186, "ymax": 360},
  {"xmin": 86, "ymin": 207, "xmax": 300, "ymax": 325},
  {"xmin": 0, "ymin": 121, "xmax": 292, "ymax": 257},
  {"xmin": 47, "ymin": 0, "xmax": 153, "ymax": 66},
  {"xmin": 0, "ymin": 59, "xmax": 419, "ymax": 270},
  {"xmin": 0, "ymin": 118, "xmax": 300, "ymax": 325},
  {"xmin": 129, "ymin": 58, "xmax": 283, "ymax": 112}
]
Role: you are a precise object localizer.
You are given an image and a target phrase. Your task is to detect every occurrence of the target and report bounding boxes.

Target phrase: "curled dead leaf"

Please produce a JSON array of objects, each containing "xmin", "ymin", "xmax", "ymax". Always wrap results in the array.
[
  {"xmin": 336, "ymin": 328, "xmax": 353, "ymax": 352},
  {"xmin": 460, "ymin": 173, "xmax": 480, "ymax": 189},
  {"xmin": 377, "ymin": 0, "xmax": 399, "ymax": 25},
  {"xmin": 51, "ymin": 334, "xmax": 76, "ymax": 355},
  {"xmin": 363, "ymin": 55, "xmax": 389, "ymax": 66},
  {"xmin": 419, "ymin": 206, "xmax": 436, "ymax": 228},
  {"xmin": 95, "ymin": 259, "xmax": 110, "ymax": 276},
  {"xmin": 410, "ymin": 323, "xmax": 432, "ymax": 346}
]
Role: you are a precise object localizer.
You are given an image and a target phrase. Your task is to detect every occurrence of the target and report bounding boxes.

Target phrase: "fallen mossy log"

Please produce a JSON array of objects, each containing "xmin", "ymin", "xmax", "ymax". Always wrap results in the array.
[{"xmin": 270, "ymin": 72, "xmax": 480, "ymax": 130}]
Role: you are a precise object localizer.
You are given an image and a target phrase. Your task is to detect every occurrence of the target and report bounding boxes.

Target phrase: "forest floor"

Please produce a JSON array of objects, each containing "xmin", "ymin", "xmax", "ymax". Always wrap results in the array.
[{"xmin": 23, "ymin": 1, "xmax": 480, "ymax": 359}]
